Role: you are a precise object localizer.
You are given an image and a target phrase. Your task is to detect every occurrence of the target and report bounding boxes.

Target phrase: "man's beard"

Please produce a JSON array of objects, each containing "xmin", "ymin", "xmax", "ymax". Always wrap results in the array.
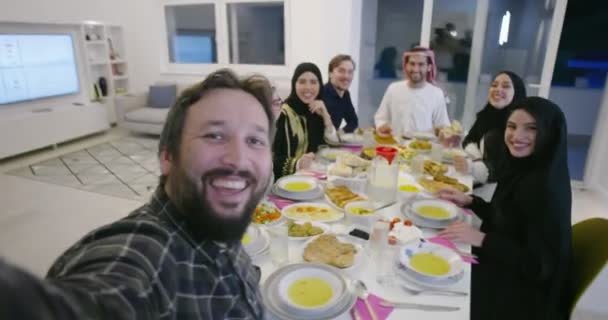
[
  {"xmin": 408, "ymin": 72, "xmax": 424, "ymax": 83},
  {"xmin": 167, "ymin": 166, "xmax": 268, "ymax": 242}
]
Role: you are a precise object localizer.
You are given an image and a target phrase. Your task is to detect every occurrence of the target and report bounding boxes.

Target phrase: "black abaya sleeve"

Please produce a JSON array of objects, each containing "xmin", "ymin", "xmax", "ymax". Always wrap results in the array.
[
  {"xmin": 272, "ymin": 113, "xmax": 299, "ymax": 178},
  {"xmin": 467, "ymin": 195, "xmax": 493, "ymax": 222},
  {"xmin": 306, "ymin": 114, "xmax": 328, "ymax": 153},
  {"xmin": 462, "ymin": 118, "xmax": 484, "ymax": 148}
]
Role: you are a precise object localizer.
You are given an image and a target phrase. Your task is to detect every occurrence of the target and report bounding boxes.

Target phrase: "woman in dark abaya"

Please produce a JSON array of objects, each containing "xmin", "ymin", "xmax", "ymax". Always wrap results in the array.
[
  {"xmin": 272, "ymin": 63, "xmax": 338, "ymax": 178},
  {"xmin": 456, "ymin": 71, "xmax": 526, "ymax": 184},
  {"xmin": 437, "ymin": 97, "xmax": 572, "ymax": 320}
]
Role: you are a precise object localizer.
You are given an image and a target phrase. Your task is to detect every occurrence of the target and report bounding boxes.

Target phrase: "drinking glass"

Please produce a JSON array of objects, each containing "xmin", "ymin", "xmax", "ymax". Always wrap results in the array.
[
  {"xmin": 268, "ymin": 224, "xmax": 288, "ymax": 266},
  {"xmin": 431, "ymin": 143, "xmax": 443, "ymax": 163},
  {"xmin": 368, "ymin": 220, "xmax": 389, "ymax": 258}
]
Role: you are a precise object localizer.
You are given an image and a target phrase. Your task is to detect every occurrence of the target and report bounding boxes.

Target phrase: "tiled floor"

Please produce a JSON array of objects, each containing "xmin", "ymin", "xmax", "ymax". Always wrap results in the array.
[
  {"xmin": 0, "ymin": 127, "xmax": 607, "ymax": 318},
  {"xmin": 8, "ymin": 136, "xmax": 160, "ymax": 201}
]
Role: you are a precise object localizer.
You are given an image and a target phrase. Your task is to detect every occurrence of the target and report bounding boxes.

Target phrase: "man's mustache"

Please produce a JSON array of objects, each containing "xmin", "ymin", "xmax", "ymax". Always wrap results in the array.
[{"xmin": 201, "ymin": 168, "xmax": 257, "ymax": 184}]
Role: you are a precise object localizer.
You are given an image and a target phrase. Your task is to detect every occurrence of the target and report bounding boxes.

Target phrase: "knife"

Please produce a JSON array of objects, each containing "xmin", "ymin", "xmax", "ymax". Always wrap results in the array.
[{"xmin": 380, "ymin": 301, "xmax": 460, "ymax": 311}]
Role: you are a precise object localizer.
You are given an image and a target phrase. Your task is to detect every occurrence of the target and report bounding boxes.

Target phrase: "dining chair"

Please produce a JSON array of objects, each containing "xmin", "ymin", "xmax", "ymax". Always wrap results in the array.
[{"xmin": 570, "ymin": 217, "xmax": 608, "ymax": 317}]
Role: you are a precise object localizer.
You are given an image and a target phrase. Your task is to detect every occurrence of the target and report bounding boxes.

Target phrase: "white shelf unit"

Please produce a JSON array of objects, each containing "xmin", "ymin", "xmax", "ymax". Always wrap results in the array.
[
  {"xmin": 81, "ymin": 22, "xmax": 130, "ymax": 124},
  {"xmin": 0, "ymin": 104, "xmax": 109, "ymax": 159}
]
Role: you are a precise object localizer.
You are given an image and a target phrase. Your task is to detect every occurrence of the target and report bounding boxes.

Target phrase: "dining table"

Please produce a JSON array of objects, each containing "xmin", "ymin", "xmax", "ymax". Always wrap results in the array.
[{"xmin": 254, "ymin": 142, "xmax": 476, "ymax": 320}]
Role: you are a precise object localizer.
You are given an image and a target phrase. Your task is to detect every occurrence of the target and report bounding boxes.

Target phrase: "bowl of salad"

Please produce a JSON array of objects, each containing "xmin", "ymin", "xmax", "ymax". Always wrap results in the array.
[{"xmin": 252, "ymin": 199, "xmax": 284, "ymax": 226}]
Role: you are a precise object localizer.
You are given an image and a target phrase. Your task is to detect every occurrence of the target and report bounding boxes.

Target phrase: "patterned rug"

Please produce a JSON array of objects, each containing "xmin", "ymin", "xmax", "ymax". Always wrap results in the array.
[{"xmin": 9, "ymin": 136, "xmax": 161, "ymax": 201}]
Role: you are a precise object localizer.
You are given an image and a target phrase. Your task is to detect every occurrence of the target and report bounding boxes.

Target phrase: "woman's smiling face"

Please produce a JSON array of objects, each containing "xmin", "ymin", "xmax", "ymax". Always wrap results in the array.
[{"xmin": 295, "ymin": 71, "xmax": 320, "ymax": 104}]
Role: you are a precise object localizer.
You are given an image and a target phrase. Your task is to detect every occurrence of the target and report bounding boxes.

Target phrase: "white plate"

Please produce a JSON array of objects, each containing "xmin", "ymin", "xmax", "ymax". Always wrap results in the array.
[
  {"xmin": 299, "ymin": 234, "xmax": 364, "ymax": 272},
  {"xmin": 339, "ymin": 133, "xmax": 363, "ymax": 146},
  {"xmin": 399, "ymin": 240, "xmax": 464, "ymax": 280},
  {"xmin": 409, "ymin": 199, "xmax": 461, "ymax": 222},
  {"xmin": 288, "ymin": 221, "xmax": 331, "ymax": 241},
  {"xmin": 282, "ymin": 202, "xmax": 344, "ymax": 223},
  {"xmin": 277, "ymin": 266, "xmax": 346, "ymax": 316},
  {"xmin": 395, "ymin": 261, "xmax": 465, "ymax": 289},
  {"xmin": 263, "ymin": 263, "xmax": 356, "ymax": 320},
  {"xmin": 412, "ymin": 132, "xmax": 437, "ymax": 141},
  {"xmin": 276, "ymin": 175, "xmax": 319, "ymax": 193},
  {"xmin": 323, "ymin": 192, "xmax": 367, "ymax": 212}
]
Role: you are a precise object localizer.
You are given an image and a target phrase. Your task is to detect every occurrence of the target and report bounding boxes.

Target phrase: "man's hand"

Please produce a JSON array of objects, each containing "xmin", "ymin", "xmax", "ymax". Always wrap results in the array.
[{"xmin": 377, "ymin": 124, "xmax": 392, "ymax": 137}]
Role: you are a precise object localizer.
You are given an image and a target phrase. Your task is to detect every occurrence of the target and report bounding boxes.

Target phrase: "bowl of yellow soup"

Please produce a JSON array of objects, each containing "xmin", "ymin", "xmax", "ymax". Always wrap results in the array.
[
  {"xmin": 397, "ymin": 183, "xmax": 424, "ymax": 201},
  {"xmin": 277, "ymin": 267, "xmax": 345, "ymax": 316},
  {"xmin": 344, "ymin": 201, "xmax": 377, "ymax": 228},
  {"xmin": 410, "ymin": 199, "xmax": 461, "ymax": 222},
  {"xmin": 276, "ymin": 176, "xmax": 319, "ymax": 194},
  {"xmin": 399, "ymin": 241, "xmax": 464, "ymax": 281}
]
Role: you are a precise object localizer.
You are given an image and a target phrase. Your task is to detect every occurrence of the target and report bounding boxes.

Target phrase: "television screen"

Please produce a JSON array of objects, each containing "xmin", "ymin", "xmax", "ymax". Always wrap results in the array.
[{"xmin": 0, "ymin": 34, "xmax": 80, "ymax": 105}]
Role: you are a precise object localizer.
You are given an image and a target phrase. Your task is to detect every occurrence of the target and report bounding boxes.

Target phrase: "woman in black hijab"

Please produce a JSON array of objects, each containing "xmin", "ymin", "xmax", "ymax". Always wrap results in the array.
[
  {"xmin": 438, "ymin": 97, "xmax": 572, "ymax": 320},
  {"xmin": 457, "ymin": 71, "xmax": 526, "ymax": 183},
  {"xmin": 273, "ymin": 63, "xmax": 338, "ymax": 178}
]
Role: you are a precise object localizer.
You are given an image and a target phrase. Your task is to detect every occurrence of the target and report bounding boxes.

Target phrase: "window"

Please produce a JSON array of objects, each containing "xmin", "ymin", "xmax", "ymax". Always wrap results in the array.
[
  {"xmin": 227, "ymin": 2, "xmax": 285, "ymax": 65},
  {"xmin": 373, "ymin": 0, "xmax": 424, "ymax": 79},
  {"xmin": 165, "ymin": 4, "xmax": 217, "ymax": 64},
  {"xmin": 163, "ymin": 1, "xmax": 285, "ymax": 67}
]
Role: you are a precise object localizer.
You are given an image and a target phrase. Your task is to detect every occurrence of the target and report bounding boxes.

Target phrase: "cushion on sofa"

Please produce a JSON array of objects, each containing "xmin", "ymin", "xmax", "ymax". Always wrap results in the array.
[
  {"xmin": 147, "ymin": 84, "xmax": 177, "ymax": 108},
  {"xmin": 124, "ymin": 107, "xmax": 170, "ymax": 124}
]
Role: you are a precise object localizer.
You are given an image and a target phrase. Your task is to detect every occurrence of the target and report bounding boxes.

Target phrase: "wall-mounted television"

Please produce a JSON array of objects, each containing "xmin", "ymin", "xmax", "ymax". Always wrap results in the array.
[{"xmin": 0, "ymin": 34, "xmax": 80, "ymax": 105}]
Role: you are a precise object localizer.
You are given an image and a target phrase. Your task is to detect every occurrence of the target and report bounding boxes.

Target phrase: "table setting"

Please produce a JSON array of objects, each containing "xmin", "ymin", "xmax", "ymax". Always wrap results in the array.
[{"xmin": 249, "ymin": 131, "xmax": 476, "ymax": 320}]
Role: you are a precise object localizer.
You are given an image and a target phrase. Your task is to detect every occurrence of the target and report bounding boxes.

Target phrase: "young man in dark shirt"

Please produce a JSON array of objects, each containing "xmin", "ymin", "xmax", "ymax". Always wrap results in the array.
[{"xmin": 322, "ymin": 54, "xmax": 359, "ymax": 133}]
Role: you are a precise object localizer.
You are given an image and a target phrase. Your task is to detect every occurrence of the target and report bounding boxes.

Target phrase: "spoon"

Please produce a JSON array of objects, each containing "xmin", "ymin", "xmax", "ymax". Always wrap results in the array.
[
  {"xmin": 373, "ymin": 201, "xmax": 397, "ymax": 212},
  {"xmin": 354, "ymin": 280, "xmax": 378, "ymax": 320}
]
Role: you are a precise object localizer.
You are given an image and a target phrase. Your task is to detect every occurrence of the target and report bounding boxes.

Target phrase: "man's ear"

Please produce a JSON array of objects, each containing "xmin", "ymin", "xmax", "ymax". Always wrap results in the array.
[{"xmin": 159, "ymin": 148, "xmax": 173, "ymax": 176}]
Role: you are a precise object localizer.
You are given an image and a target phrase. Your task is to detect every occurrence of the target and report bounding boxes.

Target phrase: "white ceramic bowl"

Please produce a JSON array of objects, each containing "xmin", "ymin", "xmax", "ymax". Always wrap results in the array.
[
  {"xmin": 277, "ymin": 267, "xmax": 345, "ymax": 316},
  {"xmin": 399, "ymin": 241, "xmax": 464, "ymax": 281},
  {"xmin": 409, "ymin": 199, "xmax": 461, "ymax": 222},
  {"xmin": 344, "ymin": 201, "xmax": 378, "ymax": 228},
  {"xmin": 276, "ymin": 176, "xmax": 318, "ymax": 193},
  {"xmin": 397, "ymin": 183, "xmax": 423, "ymax": 202}
]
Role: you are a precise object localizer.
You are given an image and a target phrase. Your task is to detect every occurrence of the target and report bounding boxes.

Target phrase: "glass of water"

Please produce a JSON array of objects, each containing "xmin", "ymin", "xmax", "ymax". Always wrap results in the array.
[
  {"xmin": 368, "ymin": 220, "xmax": 389, "ymax": 258},
  {"xmin": 268, "ymin": 224, "xmax": 288, "ymax": 266}
]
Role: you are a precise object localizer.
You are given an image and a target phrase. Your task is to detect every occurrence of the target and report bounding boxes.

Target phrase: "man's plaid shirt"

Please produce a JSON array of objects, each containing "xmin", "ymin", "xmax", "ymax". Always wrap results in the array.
[{"xmin": 0, "ymin": 187, "xmax": 265, "ymax": 319}]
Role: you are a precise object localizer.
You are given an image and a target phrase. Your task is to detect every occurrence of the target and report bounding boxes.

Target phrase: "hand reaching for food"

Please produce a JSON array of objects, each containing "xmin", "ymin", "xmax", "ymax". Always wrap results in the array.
[
  {"xmin": 297, "ymin": 152, "xmax": 315, "ymax": 170},
  {"xmin": 436, "ymin": 188, "xmax": 473, "ymax": 207},
  {"xmin": 376, "ymin": 124, "xmax": 392, "ymax": 137}
]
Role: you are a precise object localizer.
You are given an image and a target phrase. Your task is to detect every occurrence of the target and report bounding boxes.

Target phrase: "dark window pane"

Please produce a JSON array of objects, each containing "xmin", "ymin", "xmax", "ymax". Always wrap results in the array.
[
  {"xmin": 165, "ymin": 4, "xmax": 217, "ymax": 64},
  {"xmin": 227, "ymin": 3, "xmax": 284, "ymax": 65}
]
